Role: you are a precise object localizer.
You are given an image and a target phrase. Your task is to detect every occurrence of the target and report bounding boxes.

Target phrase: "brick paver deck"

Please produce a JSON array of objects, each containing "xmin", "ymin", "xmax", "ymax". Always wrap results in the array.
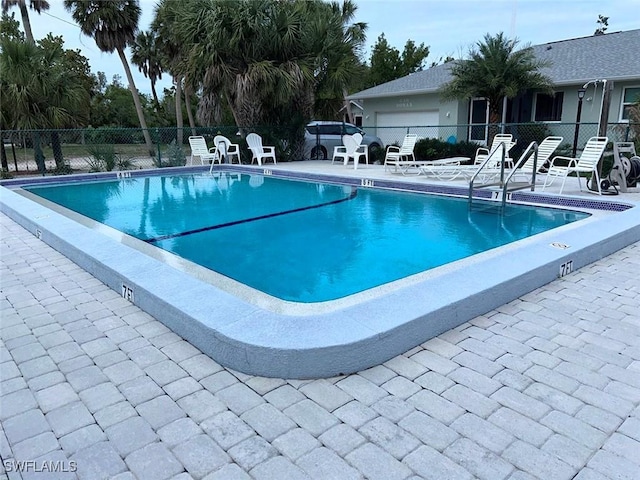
[{"xmin": 1, "ymin": 209, "xmax": 639, "ymax": 479}]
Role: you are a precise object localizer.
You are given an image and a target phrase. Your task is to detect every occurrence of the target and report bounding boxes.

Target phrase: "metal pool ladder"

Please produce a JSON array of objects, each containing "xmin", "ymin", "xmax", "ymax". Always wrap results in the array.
[{"xmin": 468, "ymin": 141, "xmax": 540, "ymax": 210}]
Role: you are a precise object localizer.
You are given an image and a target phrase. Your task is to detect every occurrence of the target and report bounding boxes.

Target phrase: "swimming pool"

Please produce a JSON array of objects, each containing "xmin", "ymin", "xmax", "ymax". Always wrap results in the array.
[
  {"xmin": 2, "ymin": 165, "xmax": 639, "ymax": 378},
  {"xmin": 22, "ymin": 172, "xmax": 589, "ymax": 302}
]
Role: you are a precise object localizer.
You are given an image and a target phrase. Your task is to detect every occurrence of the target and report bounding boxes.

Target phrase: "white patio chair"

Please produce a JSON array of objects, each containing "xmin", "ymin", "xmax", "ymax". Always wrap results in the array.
[
  {"xmin": 542, "ymin": 136, "xmax": 609, "ymax": 194},
  {"xmin": 332, "ymin": 133, "xmax": 367, "ymax": 169},
  {"xmin": 210, "ymin": 135, "xmax": 241, "ymax": 173},
  {"xmin": 384, "ymin": 134, "xmax": 419, "ymax": 173},
  {"xmin": 475, "ymin": 134, "xmax": 517, "ymax": 168},
  {"xmin": 246, "ymin": 133, "xmax": 277, "ymax": 166},
  {"xmin": 332, "ymin": 133, "xmax": 363, "ymax": 165},
  {"xmin": 188, "ymin": 136, "xmax": 218, "ymax": 166},
  {"xmin": 512, "ymin": 136, "xmax": 564, "ymax": 181}
]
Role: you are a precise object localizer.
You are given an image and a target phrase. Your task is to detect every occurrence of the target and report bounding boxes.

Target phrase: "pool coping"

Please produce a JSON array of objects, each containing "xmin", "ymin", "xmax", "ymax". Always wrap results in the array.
[{"xmin": 2, "ymin": 165, "xmax": 640, "ymax": 378}]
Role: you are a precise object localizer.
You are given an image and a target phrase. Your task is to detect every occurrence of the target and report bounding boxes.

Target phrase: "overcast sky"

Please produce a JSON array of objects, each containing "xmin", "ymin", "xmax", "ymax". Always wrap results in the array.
[{"xmin": 16, "ymin": 0, "xmax": 639, "ymax": 95}]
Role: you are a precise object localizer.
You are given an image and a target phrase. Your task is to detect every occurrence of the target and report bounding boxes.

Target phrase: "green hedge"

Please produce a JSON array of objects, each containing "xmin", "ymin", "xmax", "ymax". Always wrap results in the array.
[{"xmin": 414, "ymin": 138, "xmax": 479, "ymax": 164}]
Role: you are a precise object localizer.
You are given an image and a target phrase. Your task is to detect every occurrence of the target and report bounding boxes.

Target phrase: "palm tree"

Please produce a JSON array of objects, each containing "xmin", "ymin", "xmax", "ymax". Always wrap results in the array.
[
  {"xmin": 1, "ymin": 0, "xmax": 49, "ymax": 44},
  {"xmin": 64, "ymin": 0, "xmax": 154, "ymax": 156},
  {"xmin": 171, "ymin": 0, "xmax": 361, "ymax": 125},
  {"xmin": 131, "ymin": 30, "xmax": 162, "ymax": 111},
  {"xmin": 151, "ymin": 0, "xmax": 366, "ymax": 159},
  {"xmin": 312, "ymin": 0, "xmax": 367, "ymax": 122},
  {"xmin": 440, "ymin": 32, "xmax": 554, "ymax": 126},
  {"xmin": 152, "ymin": 0, "xmax": 187, "ymax": 144},
  {"xmin": 1, "ymin": 36, "xmax": 89, "ymax": 172}
]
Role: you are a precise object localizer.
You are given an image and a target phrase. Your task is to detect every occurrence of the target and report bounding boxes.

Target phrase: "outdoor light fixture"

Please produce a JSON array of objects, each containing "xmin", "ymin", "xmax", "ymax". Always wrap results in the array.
[{"xmin": 577, "ymin": 88, "xmax": 586, "ymax": 100}]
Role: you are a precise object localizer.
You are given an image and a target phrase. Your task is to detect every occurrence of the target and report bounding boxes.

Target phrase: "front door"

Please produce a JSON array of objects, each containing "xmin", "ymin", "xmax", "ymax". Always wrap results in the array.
[{"xmin": 469, "ymin": 98, "xmax": 489, "ymax": 144}]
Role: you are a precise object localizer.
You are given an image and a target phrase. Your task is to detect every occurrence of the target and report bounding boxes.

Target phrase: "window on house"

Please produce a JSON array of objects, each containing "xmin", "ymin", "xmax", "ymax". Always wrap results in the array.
[
  {"xmin": 620, "ymin": 87, "xmax": 640, "ymax": 121},
  {"xmin": 534, "ymin": 92, "xmax": 564, "ymax": 122}
]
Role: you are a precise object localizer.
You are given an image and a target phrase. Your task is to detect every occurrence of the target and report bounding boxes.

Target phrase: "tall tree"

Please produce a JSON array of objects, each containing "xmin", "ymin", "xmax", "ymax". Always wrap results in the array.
[
  {"xmin": 1, "ymin": 35, "xmax": 90, "ymax": 172},
  {"xmin": 1, "ymin": 0, "xmax": 48, "ymax": 44},
  {"xmin": 131, "ymin": 30, "xmax": 163, "ymax": 110},
  {"xmin": 168, "ymin": 0, "xmax": 364, "ymax": 127},
  {"xmin": 594, "ymin": 14, "xmax": 609, "ymax": 35},
  {"xmin": 152, "ymin": 0, "xmax": 187, "ymax": 143},
  {"xmin": 0, "ymin": 12, "xmax": 23, "ymax": 169},
  {"xmin": 64, "ymin": 0, "xmax": 154, "ymax": 156},
  {"xmin": 440, "ymin": 32, "xmax": 554, "ymax": 126},
  {"xmin": 90, "ymin": 75, "xmax": 145, "ymax": 128},
  {"xmin": 367, "ymin": 33, "xmax": 429, "ymax": 87},
  {"xmin": 0, "ymin": 11, "xmax": 24, "ymax": 42},
  {"xmin": 313, "ymin": 0, "xmax": 367, "ymax": 122}
]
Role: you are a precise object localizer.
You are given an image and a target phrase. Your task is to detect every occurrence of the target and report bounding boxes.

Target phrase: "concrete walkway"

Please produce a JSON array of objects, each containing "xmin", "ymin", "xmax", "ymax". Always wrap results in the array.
[{"xmin": 2, "ymin": 208, "xmax": 640, "ymax": 479}]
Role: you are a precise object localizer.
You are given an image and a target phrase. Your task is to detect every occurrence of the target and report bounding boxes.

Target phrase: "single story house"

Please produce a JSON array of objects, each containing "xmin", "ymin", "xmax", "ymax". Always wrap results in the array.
[{"xmin": 348, "ymin": 29, "xmax": 640, "ymax": 147}]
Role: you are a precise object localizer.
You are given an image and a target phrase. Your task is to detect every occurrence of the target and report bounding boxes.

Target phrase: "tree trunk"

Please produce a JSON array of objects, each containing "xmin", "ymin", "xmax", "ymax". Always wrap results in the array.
[
  {"xmin": 0, "ymin": 135, "xmax": 8, "ymax": 171},
  {"xmin": 19, "ymin": 2, "xmax": 35, "ymax": 45},
  {"xmin": 51, "ymin": 131, "xmax": 66, "ymax": 171},
  {"xmin": 184, "ymin": 87, "xmax": 197, "ymax": 136},
  {"xmin": 488, "ymin": 107, "xmax": 501, "ymax": 145},
  {"xmin": 117, "ymin": 47, "xmax": 154, "ymax": 157},
  {"xmin": 151, "ymin": 80, "xmax": 160, "ymax": 111},
  {"xmin": 33, "ymin": 133, "xmax": 45, "ymax": 174},
  {"xmin": 175, "ymin": 75, "xmax": 184, "ymax": 146},
  {"xmin": 343, "ymin": 88, "xmax": 353, "ymax": 124}
]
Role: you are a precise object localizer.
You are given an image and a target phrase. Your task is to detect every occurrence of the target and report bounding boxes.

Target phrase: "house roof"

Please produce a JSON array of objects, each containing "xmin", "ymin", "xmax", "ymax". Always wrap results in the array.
[{"xmin": 350, "ymin": 29, "xmax": 640, "ymax": 100}]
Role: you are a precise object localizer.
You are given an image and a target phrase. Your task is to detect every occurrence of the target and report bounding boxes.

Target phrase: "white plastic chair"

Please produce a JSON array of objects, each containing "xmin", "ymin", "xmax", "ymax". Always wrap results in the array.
[
  {"xmin": 475, "ymin": 134, "xmax": 517, "ymax": 168},
  {"xmin": 332, "ymin": 132, "xmax": 362, "ymax": 164},
  {"xmin": 188, "ymin": 136, "xmax": 218, "ymax": 166},
  {"xmin": 384, "ymin": 134, "xmax": 418, "ymax": 172},
  {"xmin": 246, "ymin": 133, "xmax": 277, "ymax": 166},
  {"xmin": 332, "ymin": 133, "xmax": 367, "ymax": 169},
  {"xmin": 210, "ymin": 135, "xmax": 241, "ymax": 173},
  {"xmin": 513, "ymin": 136, "xmax": 564, "ymax": 181},
  {"xmin": 542, "ymin": 136, "xmax": 609, "ymax": 194}
]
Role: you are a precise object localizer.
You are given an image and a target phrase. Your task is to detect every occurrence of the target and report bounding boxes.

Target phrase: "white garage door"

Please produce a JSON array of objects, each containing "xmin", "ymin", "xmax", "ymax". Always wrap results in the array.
[{"xmin": 376, "ymin": 111, "xmax": 439, "ymax": 146}]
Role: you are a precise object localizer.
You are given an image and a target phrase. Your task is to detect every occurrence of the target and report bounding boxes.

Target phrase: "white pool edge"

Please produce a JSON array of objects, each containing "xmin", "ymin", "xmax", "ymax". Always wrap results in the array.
[{"xmin": 2, "ymin": 169, "xmax": 640, "ymax": 378}]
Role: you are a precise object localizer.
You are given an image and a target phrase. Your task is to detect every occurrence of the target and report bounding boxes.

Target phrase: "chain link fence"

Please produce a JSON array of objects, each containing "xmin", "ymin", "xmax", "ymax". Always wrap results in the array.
[
  {"xmin": 369, "ymin": 122, "xmax": 638, "ymax": 157},
  {"xmin": 1, "ymin": 122, "xmax": 637, "ymax": 177}
]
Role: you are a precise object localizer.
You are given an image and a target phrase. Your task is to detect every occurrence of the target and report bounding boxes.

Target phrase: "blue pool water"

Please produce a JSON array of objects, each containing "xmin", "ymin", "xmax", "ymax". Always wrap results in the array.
[{"xmin": 26, "ymin": 172, "xmax": 589, "ymax": 302}]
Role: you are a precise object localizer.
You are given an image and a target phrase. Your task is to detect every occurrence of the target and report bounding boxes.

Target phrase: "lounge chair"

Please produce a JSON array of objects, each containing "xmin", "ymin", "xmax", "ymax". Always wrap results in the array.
[
  {"xmin": 188, "ymin": 136, "xmax": 218, "ymax": 166},
  {"xmin": 332, "ymin": 133, "xmax": 368, "ymax": 169},
  {"xmin": 246, "ymin": 133, "xmax": 277, "ymax": 166},
  {"xmin": 384, "ymin": 134, "xmax": 418, "ymax": 173},
  {"xmin": 512, "ymin": 136, "xmax": 564, "ymax": 181},
  {"xmin": 212, "ymin": 135, "xmax": 241, "ymax": 169},
  {"xmin": 475, "ymin": 134, "xmax": 517, "ymax": 168},
  {"xmin": 417, "ymin": 157, "xmax": 469, "ymax": 180},
  {"xmin": 541, "ymin": 136, "xmax": 609, "ymax": 194}
]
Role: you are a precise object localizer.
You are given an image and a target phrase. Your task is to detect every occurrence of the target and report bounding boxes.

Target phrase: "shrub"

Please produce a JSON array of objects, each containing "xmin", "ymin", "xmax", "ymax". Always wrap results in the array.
[
  {"xmin": 511, "ymin": 122, "xmax": 552, "ymax": 158},
  {"xmin": 368, "ymin": 144, "xmax": 384, "ymax": 164},
  {"xmin": 414, "ymin": 138, "xmax": 478, "ymax": 163},
  {"xmin": 161, "ymin": 139, "xmax": 186, "ymax": 167},
  {"xmin": 116, "ymin": 157, "xmax": 134, "ymax": 171},
  {"xmin": 85, "ymin": 144, "xmax": 133, "ymax": 171},
  {"xmin": 85, "ymin": 144, "xmax": 117, "ymax": 172}
]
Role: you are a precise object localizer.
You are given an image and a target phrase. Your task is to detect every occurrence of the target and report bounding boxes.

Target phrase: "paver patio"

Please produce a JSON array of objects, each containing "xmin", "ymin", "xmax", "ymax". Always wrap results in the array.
[{"xmin": 1, "ymin": 166, "xmax": 640, "ymax": 479}]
